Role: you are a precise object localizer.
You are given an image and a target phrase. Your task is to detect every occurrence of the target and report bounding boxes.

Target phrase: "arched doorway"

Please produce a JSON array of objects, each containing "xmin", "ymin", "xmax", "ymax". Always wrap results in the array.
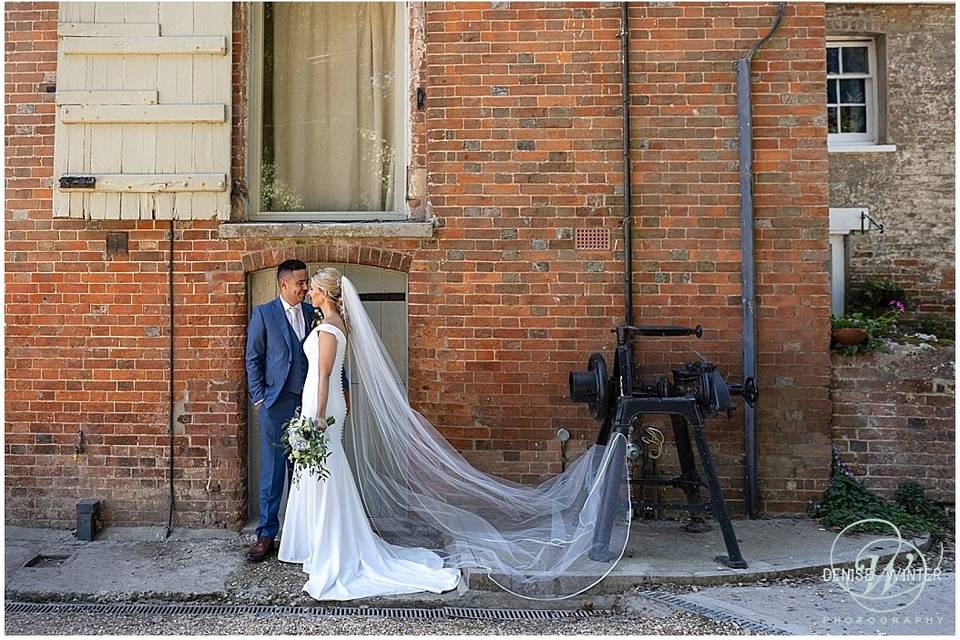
[{"xmin": 245, "ymin": 263, "xmax": 408, "ymax": 524}]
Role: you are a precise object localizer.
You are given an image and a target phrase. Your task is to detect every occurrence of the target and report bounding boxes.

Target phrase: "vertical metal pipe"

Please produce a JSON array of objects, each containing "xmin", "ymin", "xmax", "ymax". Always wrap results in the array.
[
  {"xmin": 735, "ymin": 58, "xmax": 759, "ymax": 519},
  {"xmin": 736, "ymin": 3, "xmax": 785, "ymax": 520},
  {"xmin": 165, "ymin": 219, "xmax": 175, "ymax": 537},
  {"xmin": 620, "ymin": 1, "xmax": 633, "ymax": 327}
]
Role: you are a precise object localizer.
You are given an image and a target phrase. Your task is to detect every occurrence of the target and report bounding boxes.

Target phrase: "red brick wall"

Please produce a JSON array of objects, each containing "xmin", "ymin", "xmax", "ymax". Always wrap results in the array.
[
  {"xmin": 619, "ymin": 2, "xmax": 832, "ymax": 512},
  {"xmin": 832, "ymin": 347, "xmax": 955, "ymax": 503},
  {"xmin": 5, "ymin": 2, "xmax": 832, "ymax": 529}
]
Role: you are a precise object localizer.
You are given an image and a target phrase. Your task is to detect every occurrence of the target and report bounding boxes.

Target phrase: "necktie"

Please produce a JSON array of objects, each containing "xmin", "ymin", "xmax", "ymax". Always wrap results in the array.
[{"xmin": 288, "ymin": 306, "xmax": 303, "ymax": 341}]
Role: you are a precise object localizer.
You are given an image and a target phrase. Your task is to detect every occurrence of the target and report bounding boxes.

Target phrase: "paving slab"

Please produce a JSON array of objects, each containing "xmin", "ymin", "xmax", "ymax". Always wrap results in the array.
[
  {"xmin": 5, "ymin": 526, "xmax": 245, "ymax": 601},
  {"xmin": 674, "ymin": 573, "xmax": 956, "ymax": 635}
]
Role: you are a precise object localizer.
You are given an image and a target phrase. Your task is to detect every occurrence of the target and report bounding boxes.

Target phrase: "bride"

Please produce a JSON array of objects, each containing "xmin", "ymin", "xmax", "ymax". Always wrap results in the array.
[
  {"xmin": 278, "ymin": 267, "xmax": 630, "ymax": 601},
  {"xmin": 278, "ymin": 267, "xmax": 461, "ymax": 599}
]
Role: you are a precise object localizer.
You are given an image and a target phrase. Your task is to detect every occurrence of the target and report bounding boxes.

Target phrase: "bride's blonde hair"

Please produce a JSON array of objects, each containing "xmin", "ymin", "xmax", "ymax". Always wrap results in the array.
[{"xmin": 311, "ymin": 267, "xmax": 350, "ymax": 334}]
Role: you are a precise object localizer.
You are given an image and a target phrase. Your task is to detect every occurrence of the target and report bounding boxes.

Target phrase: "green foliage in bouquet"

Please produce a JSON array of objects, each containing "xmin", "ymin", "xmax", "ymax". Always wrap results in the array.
[{"xmin": 280, "ymin": 408, "xmax": 336, "ymax": 485}]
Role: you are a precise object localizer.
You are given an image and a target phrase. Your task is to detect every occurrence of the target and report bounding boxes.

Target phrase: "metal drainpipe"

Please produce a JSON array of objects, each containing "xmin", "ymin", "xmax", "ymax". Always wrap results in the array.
[
  {"xmin": 736, "ymin": 3, "xmax": 785, "ymax": 519},
  {"xmin": 165, "ymin": 219, "xmax": 176, "ymax": 538},
  {"xmin": 619, "ymin": 1, "xmax": 633, "ymax": 326}
]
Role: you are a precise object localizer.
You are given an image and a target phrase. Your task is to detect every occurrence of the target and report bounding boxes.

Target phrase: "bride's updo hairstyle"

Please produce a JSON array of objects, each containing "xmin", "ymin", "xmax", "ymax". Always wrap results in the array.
[{"xmin": 311, "ymin": 267, "xmax": 350, "ymax": 334}]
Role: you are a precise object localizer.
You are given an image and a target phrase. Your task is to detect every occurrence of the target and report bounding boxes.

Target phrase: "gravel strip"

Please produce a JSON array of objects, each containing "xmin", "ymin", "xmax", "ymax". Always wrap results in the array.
[{"xmin": 4, "ymin": 609, "xmax": 752, "ymax": 635}]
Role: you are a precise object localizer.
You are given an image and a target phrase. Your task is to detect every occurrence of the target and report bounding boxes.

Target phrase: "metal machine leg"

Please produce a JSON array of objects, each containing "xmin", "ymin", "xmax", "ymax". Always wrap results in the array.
[
  {"xmin": 690, "ymin": 424, "xmax": 748, "ymax": 568},
  {"xmin": 670, "ymin": 415, "xmax": 711, "ymax": 532}
]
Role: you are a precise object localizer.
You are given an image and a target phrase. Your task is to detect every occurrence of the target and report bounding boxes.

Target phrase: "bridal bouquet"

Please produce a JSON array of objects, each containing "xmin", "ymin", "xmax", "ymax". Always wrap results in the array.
[{"xmin": 280, "ymin": 408, "xmax": 336, "ymax": 485}]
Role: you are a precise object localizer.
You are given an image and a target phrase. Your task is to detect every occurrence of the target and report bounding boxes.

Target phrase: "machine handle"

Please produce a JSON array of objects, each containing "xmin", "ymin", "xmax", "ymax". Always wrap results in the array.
[
  {"xmin": 728, "ymin": 377, "xmax": 759, "ymax": 407},
  {"xmin": 742, "ymin": 377, "xmax": 758, "ymax": 405},
  {"xmin": 616, "ymin": 324, "xmax": 703, "ymax": 340}
]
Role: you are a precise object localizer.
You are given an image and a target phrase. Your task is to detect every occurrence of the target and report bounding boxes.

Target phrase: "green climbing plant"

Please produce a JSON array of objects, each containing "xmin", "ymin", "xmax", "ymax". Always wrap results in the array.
[{"xmin": 808, "ymin": 451, "xmax": 953, "ymax": 545}]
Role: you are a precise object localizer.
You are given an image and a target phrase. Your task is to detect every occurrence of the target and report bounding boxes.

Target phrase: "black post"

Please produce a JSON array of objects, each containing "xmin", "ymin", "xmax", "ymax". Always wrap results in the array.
[{"xmin": 619, "ymin": 1, "xmax": 633, "ymax": 327}]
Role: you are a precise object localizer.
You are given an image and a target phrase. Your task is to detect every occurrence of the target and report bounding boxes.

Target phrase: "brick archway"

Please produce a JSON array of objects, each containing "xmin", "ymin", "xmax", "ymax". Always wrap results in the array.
[{"xmin": 240, "ymin": 245, "xmax": 413, "ymax": 274}]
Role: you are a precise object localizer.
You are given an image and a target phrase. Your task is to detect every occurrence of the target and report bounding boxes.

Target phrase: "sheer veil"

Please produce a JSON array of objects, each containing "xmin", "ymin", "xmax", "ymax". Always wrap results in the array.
[{"xmin": 339, "ymin": 275, "xmax": 631, "ymax": 599}]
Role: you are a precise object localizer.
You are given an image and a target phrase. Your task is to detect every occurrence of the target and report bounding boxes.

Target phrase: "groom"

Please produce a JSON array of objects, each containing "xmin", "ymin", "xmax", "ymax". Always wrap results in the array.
[{"xmin": 244, "ymin": 259, "xmax": 349, "ymax": 562}]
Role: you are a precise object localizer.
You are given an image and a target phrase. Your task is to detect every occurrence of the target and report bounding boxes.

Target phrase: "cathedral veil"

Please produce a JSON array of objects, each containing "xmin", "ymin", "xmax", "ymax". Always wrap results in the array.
[{"xmin": 338, "ymin": 275, "xmax": 631, "ymax": 599}]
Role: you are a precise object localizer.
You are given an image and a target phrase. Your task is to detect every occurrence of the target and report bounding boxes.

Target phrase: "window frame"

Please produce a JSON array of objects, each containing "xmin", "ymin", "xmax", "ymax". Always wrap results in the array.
[
  {"xmin": 246, "ymin": 2, "xmax": 411, "ymax": 222},
  {"xmin": 826, "ymin": 37, "xmax": 879, "ymax": 147}
]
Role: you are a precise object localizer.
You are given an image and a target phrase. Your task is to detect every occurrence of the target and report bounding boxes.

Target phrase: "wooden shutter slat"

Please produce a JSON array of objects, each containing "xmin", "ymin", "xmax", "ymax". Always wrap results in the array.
[
  {"xmin": 56, "ymin": 90, "xmax": 159, "ymax": 105},
  {"xmin": 59, "ymin": 173, "xmax": 226, "ymax": 193},
  {"xmin": 58, "ymin": 22, "xmax": 160, "ymax": 37},
  {"xmin": 61, "ymin": 104, "xmax": 226, "ymax": 124},
  {"xmin": 191, "ymin": 2, "xmax": 232, "ymax": 220},
  {"xmin": 62, "ymin": 35, "xmax": 226, "ymax": 56}
]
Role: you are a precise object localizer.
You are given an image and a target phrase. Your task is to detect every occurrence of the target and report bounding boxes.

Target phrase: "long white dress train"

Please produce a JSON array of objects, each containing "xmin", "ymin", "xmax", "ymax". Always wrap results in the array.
[{"xmin": 277, "ymin": 323, "xmax": 461, "ymax": 601}]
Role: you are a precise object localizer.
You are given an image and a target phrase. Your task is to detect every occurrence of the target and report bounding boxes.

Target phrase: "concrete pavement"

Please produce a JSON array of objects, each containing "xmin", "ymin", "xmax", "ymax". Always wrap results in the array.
[
  {"xmin": 672, "ymin": 573, "xmax": 955, "ymax": 635},
  {"xmin": 5, "ymin": 517, "xmax": 955, "ymax": 635}
]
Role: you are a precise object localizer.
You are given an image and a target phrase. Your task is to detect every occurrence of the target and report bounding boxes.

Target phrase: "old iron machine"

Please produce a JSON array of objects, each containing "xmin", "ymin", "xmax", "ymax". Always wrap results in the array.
[
  {"xmin": 569, "ymin": 326, "xmax": 757, "ymax": 568},
  {"xmin": 566, "ymin": 2, "xmax": 758, "ymax": 570}
]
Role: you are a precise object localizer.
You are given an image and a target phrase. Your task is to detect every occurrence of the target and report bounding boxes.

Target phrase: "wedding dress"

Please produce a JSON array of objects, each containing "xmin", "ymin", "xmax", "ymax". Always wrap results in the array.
[
  {"xmin": 282, "ymin": 276, "xmax": 630, "ymax": 600},
  {"xmin": 277, "ymin": 322, "xmax": 462, "ymax": 600}
]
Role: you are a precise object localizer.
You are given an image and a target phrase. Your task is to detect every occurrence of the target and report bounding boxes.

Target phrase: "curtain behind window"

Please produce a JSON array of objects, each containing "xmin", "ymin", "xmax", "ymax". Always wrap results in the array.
[{"xmin": 265, "ymin": 3, "xmax": 398, "ymax": 212}]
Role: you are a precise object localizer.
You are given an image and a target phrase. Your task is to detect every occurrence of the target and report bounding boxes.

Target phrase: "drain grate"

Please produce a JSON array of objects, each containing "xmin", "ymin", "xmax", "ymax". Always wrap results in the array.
[
  {"xmin": 638, "ymin": 590, "xmax": 789, "ymax": 635},
  {"xmin": 24, "ymin": 554, "xmax": 72, "ymax": 568},
  {"xmin": 5, "ymin": 601, "xmax": 601, "ymax": 622}
]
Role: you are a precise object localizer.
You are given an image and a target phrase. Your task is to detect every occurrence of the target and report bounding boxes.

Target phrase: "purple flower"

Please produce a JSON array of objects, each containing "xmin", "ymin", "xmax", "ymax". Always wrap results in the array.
[{"xmin": 888, "ymin": 299, "xmax": 905, "ymax": 313}]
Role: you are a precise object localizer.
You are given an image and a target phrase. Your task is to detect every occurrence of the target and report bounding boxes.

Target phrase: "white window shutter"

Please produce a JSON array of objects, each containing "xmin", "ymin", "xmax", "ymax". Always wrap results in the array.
[{"xmin": 53, "ymin": 2, "xmax": 231, "ymax": 220}]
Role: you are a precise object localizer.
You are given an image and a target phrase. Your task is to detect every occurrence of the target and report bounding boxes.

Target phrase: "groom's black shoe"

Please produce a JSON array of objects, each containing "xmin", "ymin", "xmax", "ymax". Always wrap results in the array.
[{"xmin": 247, "ymin": 536, "xmax": 274, "ymax": 562}]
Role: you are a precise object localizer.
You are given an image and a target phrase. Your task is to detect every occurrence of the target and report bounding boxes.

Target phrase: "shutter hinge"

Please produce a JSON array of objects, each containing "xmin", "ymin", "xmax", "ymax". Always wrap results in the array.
[{"xmin": 59, "ymin": 175, "xmax": 96, "ymax": 189}]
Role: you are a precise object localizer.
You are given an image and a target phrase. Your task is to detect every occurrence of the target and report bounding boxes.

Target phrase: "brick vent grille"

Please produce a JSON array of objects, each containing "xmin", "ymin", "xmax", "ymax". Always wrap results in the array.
[{"xmin": 575, "ymin": 228, "xmax": 611, "ymax": 251}]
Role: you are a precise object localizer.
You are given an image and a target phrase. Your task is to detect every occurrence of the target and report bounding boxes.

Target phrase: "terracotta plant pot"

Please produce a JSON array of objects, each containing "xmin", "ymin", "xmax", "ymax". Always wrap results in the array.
[{"xmin": 832, "ymin": 327, "xmax": 868, "ymax": 346}]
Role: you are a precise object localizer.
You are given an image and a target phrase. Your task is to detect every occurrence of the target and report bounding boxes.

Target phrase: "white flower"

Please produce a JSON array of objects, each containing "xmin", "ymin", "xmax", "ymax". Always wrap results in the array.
[{"xmin": 288, "ymin": 432, "xmax": 309, "ymax": 452}]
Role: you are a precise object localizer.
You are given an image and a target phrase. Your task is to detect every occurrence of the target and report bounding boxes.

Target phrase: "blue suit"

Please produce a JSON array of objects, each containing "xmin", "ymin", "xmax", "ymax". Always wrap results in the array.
[{"xmin": 245, "ymin": 297, "xmax": 350, "ymax": 539}]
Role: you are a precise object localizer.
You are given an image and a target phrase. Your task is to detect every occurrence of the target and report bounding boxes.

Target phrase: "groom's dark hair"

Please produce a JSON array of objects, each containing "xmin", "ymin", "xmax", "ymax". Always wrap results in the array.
[{"xmin": 277, "ymin": 259, "xmax": 307, "ymax": 281}]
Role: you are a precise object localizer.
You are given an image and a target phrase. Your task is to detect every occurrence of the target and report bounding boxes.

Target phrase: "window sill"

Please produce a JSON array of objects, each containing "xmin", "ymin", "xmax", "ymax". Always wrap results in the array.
[
  {"xmin": 218, "ymin": 219, "xmax": 437, "ymax": 240},
  {"xmin": 828, "ymin": 143, "xmax": 897, "ymax": 153}
]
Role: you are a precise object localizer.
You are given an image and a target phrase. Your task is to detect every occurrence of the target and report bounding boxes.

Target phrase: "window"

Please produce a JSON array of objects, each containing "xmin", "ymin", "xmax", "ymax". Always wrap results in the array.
[
  {"xmin": 826, "ymin": 38, "xmax": 878, "ymax": 146},
  {"xmin": 249, "ymin": 2, "xmax": 408, "ymax": 220}
]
